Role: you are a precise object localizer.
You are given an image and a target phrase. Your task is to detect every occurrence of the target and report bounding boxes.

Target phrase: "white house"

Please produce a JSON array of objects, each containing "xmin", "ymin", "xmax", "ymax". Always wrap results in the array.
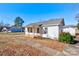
[
  {"xmin": 2, "ymin": 27, "xmax": 11, "ymax": 33},
  {"xmin": 62, "ymin": 25, "xmax": 76, "ymax": 36},
  {"xmin": 2, "ymin": 27, "xmax": 8, "ymax": 32},
  {"xmin": 25, "ymin": 18, "xmax": 65, "ymax": 39}
]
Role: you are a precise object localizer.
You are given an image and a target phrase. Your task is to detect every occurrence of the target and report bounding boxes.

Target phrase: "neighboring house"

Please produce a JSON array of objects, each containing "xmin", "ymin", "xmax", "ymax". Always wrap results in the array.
[
  {"xmin": 2, "ymin": 27, "xmax": 11, "ymax": 32},
  {"xmin": 62, "ymin": 25, "xmax": 76, "ymax": 36},
  {"xmin": 25, "ymin": 18, "xmax": 65, "ymax": 39},
  {"xmin": 10, "ymin": 27, "xmax": 24, "ymax": 32},
  {"xmin": 1, "ymin": 26, "xmax": 24, "ymax": 32},
  {"xmin": 2, "ymin": 27, "xmax": 8, "ymax": 32},
  {"xmin": 75, "ymin": 27, "xmax": 79, "ymax": 35}
]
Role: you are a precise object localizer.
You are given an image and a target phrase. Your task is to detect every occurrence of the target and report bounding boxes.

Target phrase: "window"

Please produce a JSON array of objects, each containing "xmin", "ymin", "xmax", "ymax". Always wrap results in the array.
[
  {"xmin": 30, "ymin": 28, "xmax": 32, "ymax": 32},
  {"xmin": 37, "ymin": 28, "xmax": 40, "ymax": 33},
  {"xmin": 27, "ymin": 28, "xmax": 30, "ymax": 32},
  {"xmin": 44, "ymin": 28, "xmax": 48, "ymax": 34},
  {"xmin": 28, "ymin": 27, "xmax": 32, "ymax": 33}
]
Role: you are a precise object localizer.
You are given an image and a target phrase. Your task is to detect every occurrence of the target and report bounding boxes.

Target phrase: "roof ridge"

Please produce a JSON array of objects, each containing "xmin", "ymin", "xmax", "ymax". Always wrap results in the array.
[{"xmin": 26, "ymin": 18, "xmax": 64, "ymax": 27}]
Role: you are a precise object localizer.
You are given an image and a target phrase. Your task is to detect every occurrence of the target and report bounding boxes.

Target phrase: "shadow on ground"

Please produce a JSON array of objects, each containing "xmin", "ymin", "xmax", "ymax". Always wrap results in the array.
[{"xmin": 70, "ymin": 40, "xmax": 79, "ymax": 44}]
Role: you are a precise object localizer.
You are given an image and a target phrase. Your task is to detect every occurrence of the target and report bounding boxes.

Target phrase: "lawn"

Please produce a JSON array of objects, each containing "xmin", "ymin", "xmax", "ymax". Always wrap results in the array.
[
  {"xmin": 26, "ymin": 37, "xmax": 65, "ymax": 51},
  {"xmin": 0, "ymin": 33, "xmax": 47, "ymax": 56},
  {"xmin": 0, "ymin": 32, "xmax": 65, "ymax": 56}
]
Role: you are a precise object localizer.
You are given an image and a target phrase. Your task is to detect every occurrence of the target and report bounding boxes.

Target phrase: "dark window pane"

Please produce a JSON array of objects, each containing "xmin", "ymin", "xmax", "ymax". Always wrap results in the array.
[
  {"xmin": 28, "ymin": 27, "xmax": 32, "ymax": 33},
  {"xmin": 30, "ymin": 28, "xmax": 32, "ymax": 32},
  {"xmin": 37, "ymin": 28, "xmax": 39, "ymax": 33}
]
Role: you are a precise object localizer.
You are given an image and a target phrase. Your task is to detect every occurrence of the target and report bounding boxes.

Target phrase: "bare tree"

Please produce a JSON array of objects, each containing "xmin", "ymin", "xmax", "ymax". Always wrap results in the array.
[{"xmin": 75, "ymin": 13, "xmax": 79, "ymax": 29}]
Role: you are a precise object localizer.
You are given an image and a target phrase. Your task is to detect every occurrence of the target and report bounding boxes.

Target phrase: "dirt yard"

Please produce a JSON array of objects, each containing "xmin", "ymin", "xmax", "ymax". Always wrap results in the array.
[{"xmin": 0, "ymin": 32, "xmax": 65, "ymax": 56}]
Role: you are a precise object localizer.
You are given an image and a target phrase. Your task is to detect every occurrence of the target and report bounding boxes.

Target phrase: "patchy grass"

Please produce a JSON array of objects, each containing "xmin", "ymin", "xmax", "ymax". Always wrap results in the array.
[
  {"xmin": 0, "ymin": 44, "xmax": 47, "ymax": 56},
  {"xmin": 0, "ymin": 34, "xmax": 47, "ymax": 56},
  {"xmin": 27, "ymin": 37, "xmax": 65, "ymax": 51},
  {"xmin": 0, "ymin": 33, "xmax": 65, "ymax": 56}
]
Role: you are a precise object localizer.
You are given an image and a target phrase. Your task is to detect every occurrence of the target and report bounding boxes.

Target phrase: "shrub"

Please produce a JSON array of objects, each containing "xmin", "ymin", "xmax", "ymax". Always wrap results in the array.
[{"xmin": 59, "ymin": 32, "xmax": 74, "ymax": 44}]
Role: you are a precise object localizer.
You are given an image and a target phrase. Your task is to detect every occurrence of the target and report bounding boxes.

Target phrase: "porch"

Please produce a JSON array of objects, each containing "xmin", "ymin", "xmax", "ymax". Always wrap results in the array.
[{"xmin": 25, "ymin": 25, "xmax": 43, "ymax": 38}]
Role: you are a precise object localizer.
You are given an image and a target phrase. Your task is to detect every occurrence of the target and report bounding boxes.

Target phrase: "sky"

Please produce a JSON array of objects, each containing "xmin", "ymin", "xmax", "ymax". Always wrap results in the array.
[{"xmin": 0, "ymin": 3, "xmax": 79, "ymax": 26}]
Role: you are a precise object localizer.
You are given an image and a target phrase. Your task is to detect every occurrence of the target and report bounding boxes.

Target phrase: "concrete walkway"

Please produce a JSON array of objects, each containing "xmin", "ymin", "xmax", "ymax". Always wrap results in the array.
[{"xmin": 63, "ymin": 44, "xmax": 79, "ymax": 56}]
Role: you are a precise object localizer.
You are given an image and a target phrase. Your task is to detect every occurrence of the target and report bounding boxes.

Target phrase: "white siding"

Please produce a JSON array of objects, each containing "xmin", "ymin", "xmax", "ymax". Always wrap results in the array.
[
  {"xmin": 42, "ymin": 26, "xmax": 59, "ymax": 39},
  {"xmin": 25, "ymin": 26, "xmax": 60, "ymax": 39},
  {"xmin": 48, "ymin": 26, "xmax": 59, "ymax": 39}
]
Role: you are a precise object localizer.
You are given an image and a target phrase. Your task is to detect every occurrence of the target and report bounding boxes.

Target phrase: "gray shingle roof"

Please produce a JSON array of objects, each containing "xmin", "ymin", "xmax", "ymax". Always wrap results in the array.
[{"xmin": 26, "ymin": 18, "xmax": 64, "ymax": 27}]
